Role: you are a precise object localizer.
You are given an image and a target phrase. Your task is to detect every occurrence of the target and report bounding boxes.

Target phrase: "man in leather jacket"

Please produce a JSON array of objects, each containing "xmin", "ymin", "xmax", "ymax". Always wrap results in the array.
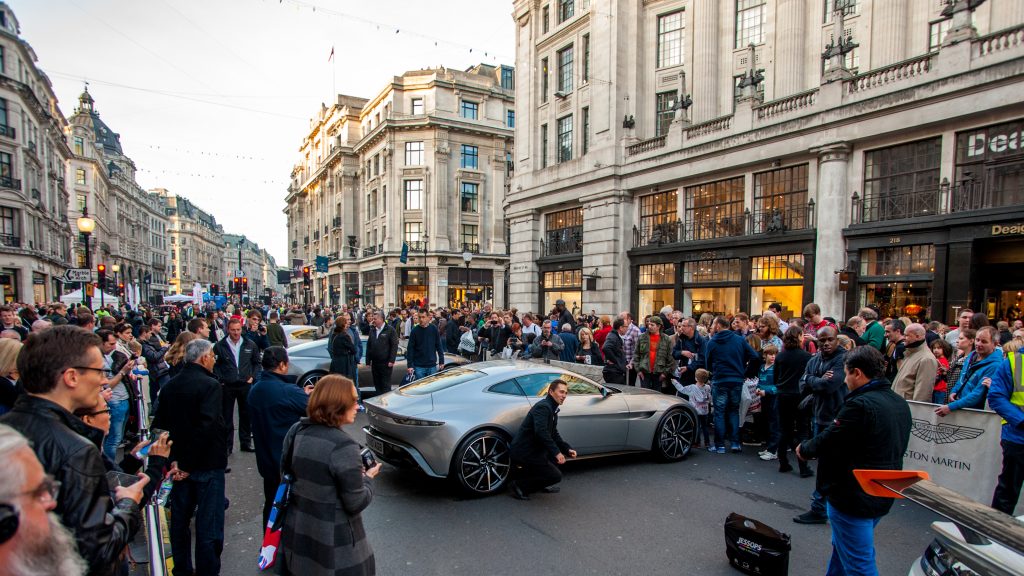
[
  {"xmin": 213, "ymin": 318, "xmax": 261, "ymax": 453},
  {"xmin": 0, "ymin": 325, "xmax": 148, "ymax": 576}
]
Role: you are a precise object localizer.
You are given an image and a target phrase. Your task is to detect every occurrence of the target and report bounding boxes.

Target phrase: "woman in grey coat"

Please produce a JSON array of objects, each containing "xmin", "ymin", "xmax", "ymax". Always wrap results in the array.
[{"xmin": 280, "ymin": 375, "xmax": 382, "ymax": 576}]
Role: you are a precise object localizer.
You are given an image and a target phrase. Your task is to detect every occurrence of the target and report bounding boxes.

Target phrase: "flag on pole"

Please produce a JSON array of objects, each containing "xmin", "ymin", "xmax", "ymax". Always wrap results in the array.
[{"xmin": 328, "ymin": 46, "xmax": 334, "ymax": 61}]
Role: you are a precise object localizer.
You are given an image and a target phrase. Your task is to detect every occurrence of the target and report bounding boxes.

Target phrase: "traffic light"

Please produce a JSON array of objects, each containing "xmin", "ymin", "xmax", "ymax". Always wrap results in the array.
[
  {"xmin": 117, "ymin": 282, "xmax": 124, "ymax": 297},
  {"xmin": 242, "ymin": 277, "xmax": 248, "ymax": 292},
  {"xmin": 302, "ymin": 266, "xmax": 311, "ymax": 288},
  {"xmin": 211, "ymin": 283, "xmax": 219, "ymax": 295},
  {"xmin": 97, "ymin": 264, "xmax": 106, "ymax": 286},
  {"xmin": 233, "ymin": 277, "xmax": 240, "ymax": 295}
]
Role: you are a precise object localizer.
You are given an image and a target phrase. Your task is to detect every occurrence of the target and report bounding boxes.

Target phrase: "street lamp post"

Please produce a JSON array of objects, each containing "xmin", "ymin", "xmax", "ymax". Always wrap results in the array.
[
  {"xmin": 237, "ymin": 238, "xmax": 244, "ymax": 304},
  {"xmin": 77, "ymin": 208, "xmax": 96, "ymax": 309},
  {"xmin": 111, "ymin": 264, "xmax": 120, "ymax": 305},
  {"xmin": 423, "ymin": 231, "xmax": 429, "ymax": 306},
  {"xmin": 462, "ymin": 245, "xmax": 473, "ymax": 309}
]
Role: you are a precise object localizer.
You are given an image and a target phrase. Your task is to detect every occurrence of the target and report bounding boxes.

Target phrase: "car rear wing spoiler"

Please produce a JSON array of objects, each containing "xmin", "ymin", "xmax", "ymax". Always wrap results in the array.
[{"xmin": 853, "ymin": 469, "xmax": 1024, "ymax": 555}]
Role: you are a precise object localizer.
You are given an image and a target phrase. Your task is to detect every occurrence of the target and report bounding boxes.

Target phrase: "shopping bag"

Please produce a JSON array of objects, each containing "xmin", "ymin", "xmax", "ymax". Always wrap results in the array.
[
  {"xmin": 401, "ymin": 372, "xmax": 415, "ymax": 386},
  {"xmin": 724, "ymin": 512, "xmax": 791, "ymax": 575},
  {"xmin": 257, "ymin": 475, "xmax": 292, "ymax": 571}
]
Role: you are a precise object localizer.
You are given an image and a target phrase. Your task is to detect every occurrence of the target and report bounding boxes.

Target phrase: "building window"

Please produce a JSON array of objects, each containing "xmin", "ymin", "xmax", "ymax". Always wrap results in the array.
[
  {"xmin": 862, "ymin": 138, "xmax": 941, "ymax": 222},
  {"xmin": 0, "ymin": 99, "xmax": 7, "ymax": 130},
  {"xmin": 460, "ymin": 100, "xmax": 479, "ymax": 120},
  {"xmin": 684, "ymin": 259, "xmax": 742, "ymax": 283},
  {"xmin": 639, "ymin": 190, "xmax": 678, "ymax": 244},
  {"xmin": 75, "ymin": 168, "xmax": 86, "ymax": 186},
  {"xmin": 542, "ymin": 269, "xmax": 582, "ymax": 313},
  {"xmin": 582, "ymin": 34, "xmax": 590, "ymax": 83},
  {"xmin": 541, "ymin": 124, "xmax": 549, "ymax": 168},
  {"xmin": 655, "ymin": 91, "xmax": 677, "ymax": 137},
  {"xmin": 684, "ymin": 176, "xmax": 745, "ymax": 240},
  {"xmin": 557, "ymin": 44, "xmax": 573, "ymax": 93},
  {"xmin": 460, "ymin": 182, "xmax": 479, "ymax": 213},
  {"xmin": 929, "ymin": 18, "xmax": 953, "ymax": 51},
  {"xmin": 411, "ymin": 97, "xmax": 424, "ymax": 115},
  {"xmin": 373, "ymin": 154, "xmax": 380, "ymax": 176},
  {"xmin": 76, "ymin": 194, "xmax": 86, "ymax": 212},
  {"xmin": 543, "ymin": 5, "xmax": 550, "ymax": 33},
  {"xmin": 0, "ymin": 207, "xmax": 16, "ymax": 239},
  {"xmin": 73, "ymin": 136, "xmax": 84, "ymax": 156},
  {"xmin": 507, "ymin": 110, "xmax": 515, "ymax": 128},
  {"xmin": 736, "ymin": 0, "xmax": 766, "ymax": 48},
  {"xmin": 954, "ymin": 119, "xmax": 1024, "ymax": 211},
  {"xmin": 860, "ymin": 245, "xmax": 935, "ymax": 277},
  {"xmin": 403, "ymin": 221, "xmax": 423, "ymax": 242},
  {"xmin": 638, "ymin": 263, "xmax": 676, "ymax": 319},
  {"xmin": 557, "ymin": 115, "xmax": 573, "ymax": 163},
  {"xmin": 541, "ymin": 57, "xmax": 550, "ymax": 103},
  {"xmin": 750, "ymin": 254, "xmax": 805, "ymax": 318},
  {"xmin": 558, "ymin": 0, "xmax": 574, "ymax": 23},
  {"xmin": 657, "ymin": 10, "xmax": 685, "ymax": 68},
  {"xmin": 823, "ymin": 0, "xmax": 858, "ymax": 23},
  {"xmin": 639, "ymin": 263, "xmax": 675, "ymax": 285},
  {"xmin": 405, "ymin": 141, "xmax": 424, "ymax": 165},
  {"xmin": 501, "ymin": 66, "xmax": 515, "ymax": 90},
  {"xmin": 460, "ymin": 145, "xmax": 479, "ymax": 169},
  {"xmin": 859, "ymin": 244, "xmax": 935, "ymax": 321},
  {"xmin": 753, "ymin": 164, "xmax": 810, "ymax": 232},
  {"xmin": 368, "ymin": 190, "xmax": 378, "ymax": 218},
  {"xmin": 404, "ymin": 179, "xmax": 423, "ymax": 210},
  {"xmin": 460, "ymin": 224, "xmax": 479, "ymax": 250},
  {"xmin": 544, "ymin": 207, "xmax": 582, "ymax": 255},
  {"xmin": 581, "ymin": 107, "xmax": 590, "ymax": 154}
]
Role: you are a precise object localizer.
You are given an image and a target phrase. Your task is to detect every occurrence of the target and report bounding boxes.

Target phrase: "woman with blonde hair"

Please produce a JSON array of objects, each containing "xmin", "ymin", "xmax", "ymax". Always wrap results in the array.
[
  {"xmin": 280, "ymin": 375, "xmax": 380, "ymax": 576},
  {"xmin": 165, "ymin": 331, "xmax": 200, "ymax": 379},
  {"xmin": 575, "ymin": 327, "xmax": 604, "ymax": 366},
  {"xmin": 0, "ymin": 337, "xmax": 21, "ymax": 415}
]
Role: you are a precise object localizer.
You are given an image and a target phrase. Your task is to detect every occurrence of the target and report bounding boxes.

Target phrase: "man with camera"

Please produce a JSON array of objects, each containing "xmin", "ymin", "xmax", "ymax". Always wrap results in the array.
[
  {"xmin": 530, "ymin": 320, "xmax": 565, "ymax": 363},
  {"xmin": 242, "ymin": 310, "xmax": 270, "ymax": 351}
]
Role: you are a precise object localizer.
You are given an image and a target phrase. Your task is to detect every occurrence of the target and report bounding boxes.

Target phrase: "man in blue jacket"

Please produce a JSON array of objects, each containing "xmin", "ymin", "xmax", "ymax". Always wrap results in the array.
[
  {"xmin": 704, "ymin": 316, "xmax": 759, "ymax": 454},
  {"xmin": 988, "ymin": 345, "xmax": 1024, "ymax": 515},
  {"xmin": 406, "ymin": 310, "xmax": 444, "ymax": 380},
  {"xmin": 936, "ymin": 326, "xmax": 1003, "ymax": 416},
  {"xmin": 247, "ymin": 346, "xmax": 312, "ymax": 526}
]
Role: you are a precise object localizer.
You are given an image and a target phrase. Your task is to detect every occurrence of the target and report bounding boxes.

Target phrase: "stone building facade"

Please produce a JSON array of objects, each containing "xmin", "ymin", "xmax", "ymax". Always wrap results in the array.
[
  {"xmin": 508, "ymin": 0, "xmax": 1024, "ymax": 324},
  {"xmin": 285, "ymin": 64, "xmax": 515, "ymax": 308},
  {"xmin": 67, "ymin": 89, "xmax": 171, "ymax": 303},
  {"xmin": 0, "ymin": 3, "xmax": 74, "ymax": 303},
  {"xmin": 222, "ymin": 233, "xmax": 279, "ymax": 302},
  {"xmin": 156, "ymin": 188, "xmax": 224, "ymax": 294}
]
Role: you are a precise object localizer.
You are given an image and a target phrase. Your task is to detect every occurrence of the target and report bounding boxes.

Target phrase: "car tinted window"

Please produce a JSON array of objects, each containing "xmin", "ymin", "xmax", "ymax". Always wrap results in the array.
[
  {"xmin": 488, "ymin": 379, "xmax": 524, "ymax": 396},
  {"xmin": 515, "ymin": 373, "xmax": 561, "ymax": 397},
  {"xmin": 401, "ymin": 367, "xmax": 482, "ymax": 396},
  {"xmin": 562, "ymin": 373, "xmax": 602, "ymax": 395}
]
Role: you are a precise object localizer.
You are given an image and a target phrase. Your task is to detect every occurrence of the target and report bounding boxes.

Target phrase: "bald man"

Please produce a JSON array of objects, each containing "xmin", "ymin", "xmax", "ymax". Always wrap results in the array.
[{"xmin": 891, "ymin": 323, "xmax": 938, "ymax": 402}]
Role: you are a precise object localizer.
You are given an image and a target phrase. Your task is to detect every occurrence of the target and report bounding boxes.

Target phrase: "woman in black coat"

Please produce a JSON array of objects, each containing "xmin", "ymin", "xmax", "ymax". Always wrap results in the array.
[{"xmin": 329, "ymin": 315, "xmax": 358, "ymax": 380}]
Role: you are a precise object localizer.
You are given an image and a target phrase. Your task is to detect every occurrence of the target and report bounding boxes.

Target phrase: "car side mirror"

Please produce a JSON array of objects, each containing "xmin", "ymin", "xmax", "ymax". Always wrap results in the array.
[{"xmin": 600, "ymin": 387, "xmax": 609, "ymax": 398}]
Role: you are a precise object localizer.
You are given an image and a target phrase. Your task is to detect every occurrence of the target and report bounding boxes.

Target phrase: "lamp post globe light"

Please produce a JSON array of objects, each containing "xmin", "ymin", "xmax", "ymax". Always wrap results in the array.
[
  {"xmin": 76, "ymin": 209, "xmax": 96, "ymax": 309},
  {"xmin": 111, "ymin": 264, "xmax": 120, "ymax": 303},
  {"xmin": 462, "ymin": 246, "xmax": 473, "ymax": 308}
]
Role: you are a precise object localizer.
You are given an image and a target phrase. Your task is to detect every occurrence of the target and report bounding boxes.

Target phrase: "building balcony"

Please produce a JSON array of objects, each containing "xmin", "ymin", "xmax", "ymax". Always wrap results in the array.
[
  {"xmin": 291, "ymin": 240, "xmax": 298, "ymax": 249},
  {"xmin": 541, "ymin": 230, "xmax": 583, "ymax": 257},
  {"xmin": 313, "ymin": 231, "xmax": 320, "ymax": 241},
  {"xmin": 0, "ymin": 176, "xmax": 21, "ymax": 191},
  {"xmin": 407, "ymin": 240, "xmax": 427, "ymax": 252},
  {"xmin": 461, "ymin": 243, "xmax": 480, "ymax": 254},
  {"xmin": 332, "ymin": 216, "xmax": 342, "ymax": 228},
  {"xmin": 632, "ymin": 203, "xmax": 816, "ymax": 249},
  {"xmin": 0, "ymin": 125, "xmax": 14, "ymax": 139},
  {"xmin": 363, "ymin": 246, "xmax": 378, "ymax": 256},
  {"xmin": 0, "ymin": 234, "xmax": 21, "ymax": 248},
  {"xmin": 303, "ymin": 236, "xmax": 309, "ymax": 245},
  {"xmin": 850, "ymin": 181, "xmax": 1023, "ymax": 225}
]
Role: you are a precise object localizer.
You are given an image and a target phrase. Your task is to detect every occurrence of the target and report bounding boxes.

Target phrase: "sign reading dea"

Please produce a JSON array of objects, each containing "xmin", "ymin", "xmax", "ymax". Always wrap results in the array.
[{"xmin": 903, "ymin": 401, "xmax": 1003, "ymax": 505}]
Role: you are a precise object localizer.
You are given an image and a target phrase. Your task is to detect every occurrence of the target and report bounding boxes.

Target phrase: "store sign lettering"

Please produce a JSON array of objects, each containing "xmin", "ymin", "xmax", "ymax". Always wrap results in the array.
[
  {"xmin": 967, "ymin": 130, "xmax": 1020, "ymax": 157},
  {"xmin": 991, "ymin": 223, "xmax": 1024, "ymax": 236}
]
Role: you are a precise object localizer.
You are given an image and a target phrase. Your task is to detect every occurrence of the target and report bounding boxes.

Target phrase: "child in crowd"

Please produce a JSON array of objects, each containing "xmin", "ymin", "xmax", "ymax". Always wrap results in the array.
[
  {"xmin": 757, "ymin": 345, "xmax": 780, "ymax": 461},
  {"xmin": 679, "ymin": 368, "xmax": 712, "ymax": 449},
  {"xmin": 931, "ymin": 339, "xmax": 953, "ymax": 405}
]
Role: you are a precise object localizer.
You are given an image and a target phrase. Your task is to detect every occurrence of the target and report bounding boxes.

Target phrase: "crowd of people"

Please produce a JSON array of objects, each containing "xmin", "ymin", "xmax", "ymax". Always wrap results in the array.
[{"xmin": 0, "ymin": 295, "xmax": 1021, "ymax": 576}]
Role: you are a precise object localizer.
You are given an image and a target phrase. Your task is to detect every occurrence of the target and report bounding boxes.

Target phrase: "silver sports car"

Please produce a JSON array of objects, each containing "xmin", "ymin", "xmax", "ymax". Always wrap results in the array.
[{"xmin": 363, "ymin": 360, "xmax": 699, "ymax": 496}]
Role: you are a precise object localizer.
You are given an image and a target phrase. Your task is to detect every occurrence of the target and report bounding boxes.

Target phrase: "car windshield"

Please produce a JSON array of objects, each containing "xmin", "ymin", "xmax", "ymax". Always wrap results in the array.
[{"xmin": 401, "ymin": 367, "xmax": 482, "ymax": 396}]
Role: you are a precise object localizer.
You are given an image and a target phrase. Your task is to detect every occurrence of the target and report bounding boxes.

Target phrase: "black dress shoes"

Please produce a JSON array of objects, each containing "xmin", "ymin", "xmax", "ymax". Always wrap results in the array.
[
  {"xmin": 240, "ymin": 445, "xmax": 255, "ymax": 453},
  {"xmin": 509, "ymin": 481, "xmax": 530, "ymax": 501},
  {"xmin": 540, "ymin": 486, "xmax": 560, "ymax": 494}
]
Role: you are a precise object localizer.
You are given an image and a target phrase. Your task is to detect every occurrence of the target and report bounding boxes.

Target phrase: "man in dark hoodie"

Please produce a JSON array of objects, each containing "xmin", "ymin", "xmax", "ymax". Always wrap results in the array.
[
  {"xmin": 703, "ymin": 316, "xmax": 760, "ymax": 454},
  {"xmin": 794, "ymin": 326, "xmax": 848, "ymax": 525}
]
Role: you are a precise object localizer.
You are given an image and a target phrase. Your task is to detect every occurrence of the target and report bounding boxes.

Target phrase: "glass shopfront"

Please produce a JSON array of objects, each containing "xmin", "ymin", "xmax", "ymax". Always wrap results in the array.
[
  {"xmin": 749, "ymin": 254, "xmax": 804, "ymax": 319},
  {"xmin": 448, "ymin": 267, "xmax": 494, "ymax": 308},
  {"xmin": 637, "ymin": 263, "xmax": 676, "ymax": 318},
  {"xmin": 398, "ymin": 269, "xmax": 428, "ymax": 307},
  {"xmin": 542, "ymin": 269, "xmax": 582, "ymax": 315},
  {"xmin": 344, "ymin": 272, "xmax": 359, "ymax": 307},
  {"xmin": 682, "ymin": 259, "xmax": 741, "ymax": 317},
  {"xmin": 361, "ymin": 269, "xmax": 384, "ymax": 309},
  {"xmin": 0, "ymin": 269, "xmax": 17, "ymax": 303},
  {"xmin": 858, "ymin": 244, "xmax": 934, "ymax": 321}
]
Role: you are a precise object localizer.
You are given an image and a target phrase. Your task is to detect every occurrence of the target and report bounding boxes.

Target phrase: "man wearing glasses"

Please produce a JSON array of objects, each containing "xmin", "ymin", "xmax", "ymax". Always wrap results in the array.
[
  {"xmin": 0, "ymin": 423, "xmax": 87, "ymax": 575},
  {"xmin": 0, "ymin": 325, "xmax": 148, "ymax": 576}
]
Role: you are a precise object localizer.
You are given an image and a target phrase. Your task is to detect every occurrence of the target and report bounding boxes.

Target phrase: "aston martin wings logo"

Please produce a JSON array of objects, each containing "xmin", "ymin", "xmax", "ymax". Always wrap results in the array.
[{"xmin": 911, "ymin": 419, "xmax": 985, "ymax": 445}]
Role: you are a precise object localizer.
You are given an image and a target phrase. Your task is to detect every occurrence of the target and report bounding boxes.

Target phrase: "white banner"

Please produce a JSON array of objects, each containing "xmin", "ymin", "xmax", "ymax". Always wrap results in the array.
[{"xmin": 904, "ymin": 401, "xmax": 1003, "ymax": 506}]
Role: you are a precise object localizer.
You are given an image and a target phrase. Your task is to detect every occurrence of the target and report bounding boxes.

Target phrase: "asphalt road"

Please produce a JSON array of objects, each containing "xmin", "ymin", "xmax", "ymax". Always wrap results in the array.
[{"xmin": 129, "ymin": 411, "xmax": 941, "ymax": 576}]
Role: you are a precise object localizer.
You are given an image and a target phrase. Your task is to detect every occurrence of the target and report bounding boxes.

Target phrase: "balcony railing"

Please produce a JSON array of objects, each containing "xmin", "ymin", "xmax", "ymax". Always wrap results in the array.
[
  {"xmin": 0, "ymin": 176, "xmax": 21, "ymax": 190},
  {"xmin": 850, "ymin": 181, "xmax": 1019, "ymax": 224},
  {"xmin": 632, "ymin": 203, "xmax": 816, "ymax": 248},
  {"xmin": 291, "ymin": 240, "xmax": 298, "ymax": 249},
  {"xmin": 0, "ymin": 234, "xmax": 21, "ymax": 248},
  {"xmin": 363, "ymin": 246, "xmax": 378, "ymax": 256},
  {"xmin": 461, "ymin": 243, "xmax": 480, "ymax": 254},
  {"xmin": 541, "ymin": 232, "xmax": 583, "ymax": 256},
  {"xmin": 303, "ymin": 236, "xmax": 309, "ymax": 245},
  {"xmin": 332, "ymin": 216, "xmax": 342, "ymax": 227},
  {"xmin": 327, "ymin": 251, "xmax": 340, "ymax": 262},
  {"xmin": 407, "ymin": 240, "xmax": 427, "ymax": 252}
]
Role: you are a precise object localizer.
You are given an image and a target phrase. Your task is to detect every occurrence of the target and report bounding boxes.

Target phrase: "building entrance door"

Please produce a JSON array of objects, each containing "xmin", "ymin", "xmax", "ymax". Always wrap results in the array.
[{"xmin": 975, "ymin": 237, "xmax": 1024, "ymax": 322}]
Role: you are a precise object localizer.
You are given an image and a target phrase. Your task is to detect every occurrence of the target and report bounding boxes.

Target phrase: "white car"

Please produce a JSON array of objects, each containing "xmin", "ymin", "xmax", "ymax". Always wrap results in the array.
[{"xmin": 910, "ymin": 514, "xmax": 1024, "ymax": 576}]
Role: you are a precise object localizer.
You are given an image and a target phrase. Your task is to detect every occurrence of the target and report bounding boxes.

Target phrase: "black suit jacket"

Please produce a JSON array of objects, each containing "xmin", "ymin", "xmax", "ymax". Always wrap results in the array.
[
  {"xmin": 213, "ymin": 336, "xmax": 261, "ymax": 384},
  {"xmin": 366, "ymin": 323, "xmax": 399, "ymax": 364},
  {"xmin": 510, "ymin": 395, "xmax": 572, "ymax": 464},
  {"xmin": 152, "ymin": 362, "xmax": 228, "ymax": 472},
  {"xmin": 602, "ymin": 331, "xmax": 627, "ymax": 376}
]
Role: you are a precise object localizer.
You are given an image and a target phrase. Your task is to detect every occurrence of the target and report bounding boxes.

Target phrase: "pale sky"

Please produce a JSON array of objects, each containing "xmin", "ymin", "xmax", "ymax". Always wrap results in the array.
[{"xmin": 12, "ymin": 0, "xmax": 516, "ymax": 265}]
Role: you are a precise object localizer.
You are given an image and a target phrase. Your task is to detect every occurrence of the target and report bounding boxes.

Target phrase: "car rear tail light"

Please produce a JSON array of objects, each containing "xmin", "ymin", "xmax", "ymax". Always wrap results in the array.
[{"xmin": 391, "ymin": 416, "xmax": 445, "ymax": 427}]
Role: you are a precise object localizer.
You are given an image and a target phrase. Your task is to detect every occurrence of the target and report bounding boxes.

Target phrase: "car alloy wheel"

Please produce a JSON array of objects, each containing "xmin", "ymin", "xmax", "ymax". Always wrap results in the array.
[
  {"xmin": 298, "ymin": 371, "xmax": 326, "ymax": 389},
  {"xmin": 453, "ymin": 430, "xmax": 511, "ymax": 495},
  {"xmin": 655, "ymin": 409, "xmax": 696, "ymax": 461}
]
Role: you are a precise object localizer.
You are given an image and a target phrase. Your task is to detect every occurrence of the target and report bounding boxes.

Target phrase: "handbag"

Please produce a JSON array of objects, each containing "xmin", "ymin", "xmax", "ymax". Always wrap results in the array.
[{"xmin": 257, "ymin": 424, "xmax": 299, "ymax": 571}]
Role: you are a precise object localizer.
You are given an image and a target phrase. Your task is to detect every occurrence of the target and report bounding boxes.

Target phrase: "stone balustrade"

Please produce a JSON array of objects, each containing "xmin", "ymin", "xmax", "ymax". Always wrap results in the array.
[
  {"xmin": 755, "ymin": 88, "xmax": 819, "ymax": 120},
  {"xmin": 685, "ymin": 115, "xmax": 733, "ymax": 138},
  {"xmin": 975, "ymin": 24, "xmax": 1024, "ymax": 57},
  {"xmin": 626, "ymin": 135, "xmax": 667, "ymax": 156},
  {"xmin": 845, "ymin": 53, "xmax": 933, "ymax": 94}
]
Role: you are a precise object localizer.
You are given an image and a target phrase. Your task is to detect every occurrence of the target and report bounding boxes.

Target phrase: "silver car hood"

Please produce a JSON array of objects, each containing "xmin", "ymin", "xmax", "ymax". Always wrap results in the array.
[{"xmin": 366, "ymin": 390, "xmax": 434, "ymax": 417}]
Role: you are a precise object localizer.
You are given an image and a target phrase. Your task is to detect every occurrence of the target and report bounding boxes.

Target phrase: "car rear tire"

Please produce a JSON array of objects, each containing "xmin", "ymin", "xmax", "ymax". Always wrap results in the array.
[
  {"xmin": 653, "ymin": 409, "xmax": 696, "ymax": 462},
  {"xmin": 451, "ymin": 430, "xmax": 512, "ymax": 496},
  {"xmin": 298, "ymin": 370, "xmax": 327, "ymax": 389}
]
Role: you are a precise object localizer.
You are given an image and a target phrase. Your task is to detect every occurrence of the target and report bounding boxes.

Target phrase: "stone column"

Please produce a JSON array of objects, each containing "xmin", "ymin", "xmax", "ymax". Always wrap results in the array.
[
  {"xmin": 775, "ymin": 0, "xmax": 807, "ymax": 97},
  {"xmin": 871, "ymin": 0, "xmax": 908, "ymax": 66},
  {"xmin": 691, "ymin": 0, "xmax": 720, "ymax": 122},
  {"xmin": 507, "ymin": 209, "xmax": 540, "ymax": 312},
  {"xmin": 581, "ymin": 189, "xmax": 633, "ymax": 316},
  {"xmin": 810, "ymin": 142, "xmax": 850, "ymax": 319}
]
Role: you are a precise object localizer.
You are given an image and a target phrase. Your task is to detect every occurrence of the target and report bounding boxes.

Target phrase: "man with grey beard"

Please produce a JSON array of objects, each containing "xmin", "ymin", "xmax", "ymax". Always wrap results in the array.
[{"xmin": 0, "ymin": 423, "xmax": 87, "ymax": 576}]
